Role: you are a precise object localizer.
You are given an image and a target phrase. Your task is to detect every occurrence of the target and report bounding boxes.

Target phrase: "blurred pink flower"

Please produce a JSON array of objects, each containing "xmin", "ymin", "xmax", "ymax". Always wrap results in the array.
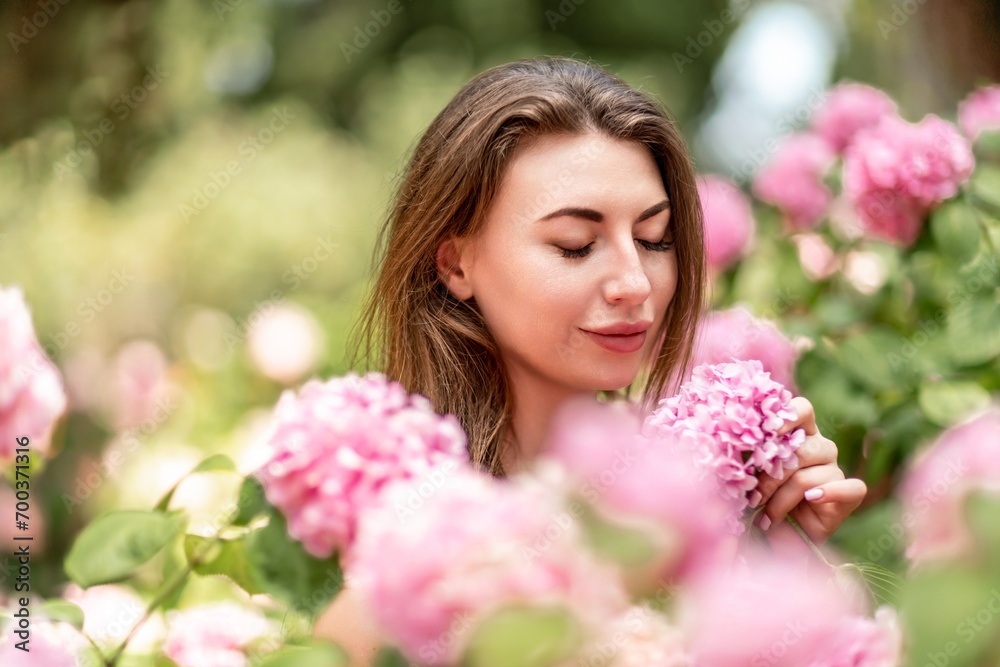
[
  {"xmin": 753, "ymin": 133, "xmax": 836, "ymax": 230},
  {"xmin": 811, "ymin": 83, "xmax": 898, "ymax": 153},
  {"xmin": 792, "ymin": 232, "xmax": 838, "ymax": 281},
  {"xmin": 62, "ymin": 582, "xmax": 161, "ymax": 650},
  {"xmin": 255, "ymin": 371, "xmax": 470, "ymax": 558},
  {"xmin": 163, "ymin": 602, "xmax": 273, "ymax": 667},
  {"xmin": 350, "ymin": 468, "xmax": 628, "ymax": 666},
  {"xmin": 821, "ymin": 606, "xmax": 903, "ymax": 667},
  {"xmin": 843, "ymin": 114, "xmax": 975, "ymax": 246},
  {"xmin": 583, "ymin": 606, "xmax": 689, "ymax": 667},
  {"xmin": 697, "ymin": 175, "xmax": 755, "ymax": 272},
  {"xmin": 682, "ymin": 557, "xmax": 872, "ymax": 667},
  {"xmin": 544, "ymin": 397, "xmax": 734, "ymax": 586},
  {"xmin": 687, "ymin": 306, "xmax": 799, "ymax": 391},
  {"xmin": 246, "ymin": 302, "xmax": 324, "ymax": 384},
  {"xmin": 958, "ymin": 85, "xmax": 1000, "ymax": 141},
  {"xmin": 0, "ymin": 285, "xmax": 67, "ymax": 464},
  {"xmin": 108, "ymin": 339, "xmax": 172, "ymax": 431},
  {"xmin": 0, "ymin": 626, "xmax": 80, "ymax": 667},
  {"xmin": 646, "ymin": 360, "xmax": 805, "ymax": 534},
  {"xmin": 898, "ymin": 407, "xmax": 1000, "ymax": 566}
]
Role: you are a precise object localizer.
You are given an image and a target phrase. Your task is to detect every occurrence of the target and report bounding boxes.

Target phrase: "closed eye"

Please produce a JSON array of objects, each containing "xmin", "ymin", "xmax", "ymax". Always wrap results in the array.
[{"xmin": 557, "ymin": 236, "xmax": 675, "ymax": 259}]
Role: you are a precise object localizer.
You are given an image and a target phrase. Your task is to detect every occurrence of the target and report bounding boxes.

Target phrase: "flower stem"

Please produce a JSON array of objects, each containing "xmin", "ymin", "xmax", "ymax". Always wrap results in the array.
[
  {"xmin": 103, "ymin": 562, "xmax": 194, "ymax": 666},
  {"xmin": 784, "ymin": 515, "xmax": 837, "ymax": 570}
]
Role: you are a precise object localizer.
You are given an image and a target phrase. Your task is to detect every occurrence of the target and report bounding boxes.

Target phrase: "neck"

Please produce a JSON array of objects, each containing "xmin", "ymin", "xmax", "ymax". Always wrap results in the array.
[{"xmin": 499, "ymin": 364, "xmax": 594, "ymax": 476}]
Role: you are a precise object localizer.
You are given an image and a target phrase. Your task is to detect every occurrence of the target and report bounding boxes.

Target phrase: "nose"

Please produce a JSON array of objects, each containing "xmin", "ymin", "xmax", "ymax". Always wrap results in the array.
[{"xmin": 603, "ymin": 238, "xmax": 652, "ymax": 305}]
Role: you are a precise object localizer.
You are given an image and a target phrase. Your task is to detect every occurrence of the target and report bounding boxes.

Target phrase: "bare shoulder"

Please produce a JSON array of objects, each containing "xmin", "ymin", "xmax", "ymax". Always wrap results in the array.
[{"xmin": 313, "ymin": 585, "xmax": 385, "ymax": 666}]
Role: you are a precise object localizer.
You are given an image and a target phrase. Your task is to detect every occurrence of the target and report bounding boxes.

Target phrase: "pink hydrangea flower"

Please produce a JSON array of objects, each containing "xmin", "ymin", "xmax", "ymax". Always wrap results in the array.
[
  {"xmin": 817, "ymin": 606, "xmax": 903, "ymax": 667},
  {"xmin": 581, "ymin": 605, "xmax": 690, "ymax": 667},
  {"xmin": 843, "ymin": 114, "xmax": 975, "ymax": 246},
  {"xmin": 0, "ymin": 285, "xmax": 67, "ymax": 465},
  {"xmin": 958, "ymin": 85, "xmax": 1000, "ymax": 141},
  {"xmin": 163, "ymin": 602, "xmax": 273, "ymax": 667},
  {"xmin": 753, "ymin": 133, "xmax": 836, "ymax": 230},
  {"xmin": 898, "ymin": 407, "xmax": 1000, "ymax": 566},
  {"xmin": 687, "ymin": 306, "xmax": 799, "ymax": 392},
  {"xmin": 255, "ymin": 371, "xmax": 470, "ymax": 558},
  {"xmin": 62, "ymin": 583, "xmax": 163, "ymax": 650},
  {"xmin": 0, "ymin": 624, "xmax": 82, "ymax": 667},
  {"xmin": 681, "ymin": 557, "xmax": 881, "ymax": 667},
  {"xmin": 349, "ymin": 468, "xmax": 629, "ymax": 666},
  {"xmin": 645, "ymin": 360, "xmax": 806, "ymax": 534},
  {"xmin": 811, "ymin": 83, "xmax": 898, "ymax": 153},
  {"xmin": 697, "ymin": 175, "xmax": 755, "ymax": 272},
  {"xmin": 543, "ymin": 397, "xmax": 734, "ymax": 586}
]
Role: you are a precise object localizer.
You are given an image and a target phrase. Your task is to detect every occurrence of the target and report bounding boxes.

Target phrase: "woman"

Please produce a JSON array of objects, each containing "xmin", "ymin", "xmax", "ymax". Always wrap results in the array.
[{"xmin": 314, "ymin": 56, "xmax": 866, "ymax": 664}]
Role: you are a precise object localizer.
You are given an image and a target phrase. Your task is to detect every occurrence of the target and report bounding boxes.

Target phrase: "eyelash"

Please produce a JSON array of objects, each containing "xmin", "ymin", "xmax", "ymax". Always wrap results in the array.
[{"xmin": 558, "ymin": 238, "xmax": 675, "ymax": 259}]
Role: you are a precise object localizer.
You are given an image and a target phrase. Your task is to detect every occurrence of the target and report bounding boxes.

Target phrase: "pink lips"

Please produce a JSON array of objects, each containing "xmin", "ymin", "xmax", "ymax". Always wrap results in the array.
[{"xmin": 581, "ymin": 329, "xmax": 648, "ymax": 353}]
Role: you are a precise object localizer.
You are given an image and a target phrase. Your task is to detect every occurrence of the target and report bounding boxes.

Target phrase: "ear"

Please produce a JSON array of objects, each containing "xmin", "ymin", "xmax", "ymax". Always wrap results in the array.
[{"xmin": 436, "ymin": 236, "xmax": 475, "ymax": 301}]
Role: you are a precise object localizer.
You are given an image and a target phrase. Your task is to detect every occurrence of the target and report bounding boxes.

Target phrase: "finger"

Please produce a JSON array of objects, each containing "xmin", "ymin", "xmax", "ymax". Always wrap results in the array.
[
  {"xmin": 777, "ymin": 396, "xmax": 818, "ymax": 436},
  {"xmin": 751, "ymin": 435, "xmax": 838, "ymax": 507},
  {"xmin": 799, "ymin": 477, "xmax": 868, "ymax": 507},
  {"xmin": 788, "ymin": 478, "xmax": 868, "ymax": 544},
  {"xmin": 760, "ymin": 463, "xmax": 844, "ymax": 528}
]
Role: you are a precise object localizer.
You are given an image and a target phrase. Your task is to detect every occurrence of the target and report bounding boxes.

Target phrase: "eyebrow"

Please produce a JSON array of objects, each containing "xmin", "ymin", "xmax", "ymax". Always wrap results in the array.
[{"xmin": 538, "ymin": 199, "xmax": 670, "ymax": 224}]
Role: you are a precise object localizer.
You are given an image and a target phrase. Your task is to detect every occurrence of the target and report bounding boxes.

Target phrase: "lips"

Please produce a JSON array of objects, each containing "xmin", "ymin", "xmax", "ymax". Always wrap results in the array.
[{"xmin": 581, "ymin": 329, "xmax": 647, "ymax": 353}]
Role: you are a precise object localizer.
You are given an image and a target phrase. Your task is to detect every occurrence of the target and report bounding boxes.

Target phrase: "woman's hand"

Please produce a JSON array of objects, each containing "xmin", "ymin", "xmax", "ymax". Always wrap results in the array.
[{"xmin": 749, "ymin": 397, "xmax": 867, "ymax": 545}]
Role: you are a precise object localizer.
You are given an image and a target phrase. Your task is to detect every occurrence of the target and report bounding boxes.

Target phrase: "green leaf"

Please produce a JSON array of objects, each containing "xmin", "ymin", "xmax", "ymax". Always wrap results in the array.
[
  {"xmin": 947, "ymin": 296, "xmax": 1000, "ymax": 367},
  {"xmin": 64, "ymin": 510, "xmax": 187, "ymax": 587},
  {"xmin": 964, "ymin": 491, "xmax": 1000, "ymax": 563},
  {"xmin": 255, "ymin": 643, "xmax": 350, "ymax": 667},
  {"xmin": 463, "ymin": 606, "xmax": 582, "ymax": 667},
  {"xmin": 38, "ymin": 599, "xmax": 85, "ymax": 631},
  {"xmin": 901, "ymin": 567, "xmax": 996, "ymax": 667},
  {"xmin": 971, "ymin": 165, "xmax": 1000, "ymax": 210},
  {"xmin": 577, "ymin": 502, "xmax": 662, "ymax": 567},
  {"xmin": 918, "ymin": 380, "xmax": 992, "ymax": 427},
  {"xmin": 374, "ymin": 647, "xmax": 412, "ymax": 667},
  {"xmin": 234, "ymin": 476, "xmax": 269, "ymax": 526},
  {"xmin": 156, "ymin": 454, "xmax": 237, "ymax": 512},
  {"xmin": 835, "ymin": 327, "xmax": 912, "ymax": 392},
  {"xmin": 184, "ymin": 533, "xmax": 265, "ymax": 595},
  {"xmin": 242, "ymin": 500, "xmax": 344, "ymax": 613},
  {"xmin": 932, "ymin": 202, "xmax": 983, "ymax": 266}
]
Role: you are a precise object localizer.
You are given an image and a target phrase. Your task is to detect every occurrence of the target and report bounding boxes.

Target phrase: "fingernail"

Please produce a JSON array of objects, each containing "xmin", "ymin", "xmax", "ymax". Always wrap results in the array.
[
  {"xmin": 748, "ymin": 490, "xmax": 762, "ymax": 508},
  {"xmin": 759, "ymin": 515, "xmax": 772, "ymax": 532},
  {"xmin": 805, "ymin": 488, "xmax": 824, "ymax": 501}
]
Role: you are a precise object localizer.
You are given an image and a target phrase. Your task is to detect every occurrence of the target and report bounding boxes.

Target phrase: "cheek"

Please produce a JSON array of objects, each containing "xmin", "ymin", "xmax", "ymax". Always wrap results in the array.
[
  {"xmin": 652, "ymin": 254, "xmax": 680, "ymax": 311},
  {"xmin": 473, "ymin": 246, "xmax": 582, "ymax": 340}
]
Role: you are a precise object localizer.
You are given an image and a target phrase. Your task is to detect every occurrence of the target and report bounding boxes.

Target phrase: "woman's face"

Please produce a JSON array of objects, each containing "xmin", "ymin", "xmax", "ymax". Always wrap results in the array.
[{"xmin": 440, "ymin": 131, "xmax": 678, "ymax": 392}]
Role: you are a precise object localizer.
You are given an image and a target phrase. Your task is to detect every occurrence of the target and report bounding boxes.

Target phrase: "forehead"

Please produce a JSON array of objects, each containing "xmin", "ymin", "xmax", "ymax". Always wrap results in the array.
[{"xmin": 497, "ymin": 132, "xmax": 666, "ymax": 211}]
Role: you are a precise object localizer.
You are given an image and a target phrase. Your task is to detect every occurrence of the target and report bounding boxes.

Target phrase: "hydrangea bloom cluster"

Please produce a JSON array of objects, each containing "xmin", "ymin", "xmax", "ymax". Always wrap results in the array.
[
  {"xmin": 255, "ymin": 371, "xmax": 470, "ymax": 558},
  {"xmin": 752, "ymin": 133, "xmax": 836, "ymax": 230},
  {"xmin": 958, "ymin": 85, "xmax": 1000, "ymax": 141},
  {"xmin": 543, "ymin": 397, "xmax": 734, "ymax": 586},
  {"xmin": 162, "ymin": 602, "xmax": 273, "ymax": 667},
  {"xmin": 898, "ymin": 407, "xmax": 1000, "ymax": 566},
  {"xmin": 843, "ymin": 114, "xmax": 975, "ymax": 246},
  {"xmin": 0, "ymin": 285, "xmax": 67, "ymax": 465},
  {"xmin": 644, "ymin": 360, "xmax": 806, "ymax": 534},
  {"xmin": 696, "ymin": 175, "xmax": 755, "ymax": 272},
  {"xmin": 687, "ymin": 306, "xmax": 799, "ymax": 392},
  {"xmin": 349, "ymin": 468, "xmax": 629, "ymax": 667},
  {"xmin": 682, "ymin": 557, "xmax": 901, "ymax": 667},
  {"xmin": 584, "ymin": 606, "xmax": 690, "ymax": 667},
  {"xmin": 810, "ymin": 82, "xmax": 899, "ymax": 153}
]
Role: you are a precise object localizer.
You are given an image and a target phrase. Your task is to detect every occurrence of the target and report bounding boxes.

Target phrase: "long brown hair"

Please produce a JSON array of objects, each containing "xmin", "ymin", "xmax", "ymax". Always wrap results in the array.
[{"xmin": 347, "ymin": 56, "xmax": 705, "ymax": 477}]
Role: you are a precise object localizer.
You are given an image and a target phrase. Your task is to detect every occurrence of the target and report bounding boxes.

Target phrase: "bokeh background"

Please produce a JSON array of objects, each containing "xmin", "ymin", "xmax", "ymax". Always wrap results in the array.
[{"xmin": 2, "ymin": 0, "xmax": 1000, "ymax": 660}]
